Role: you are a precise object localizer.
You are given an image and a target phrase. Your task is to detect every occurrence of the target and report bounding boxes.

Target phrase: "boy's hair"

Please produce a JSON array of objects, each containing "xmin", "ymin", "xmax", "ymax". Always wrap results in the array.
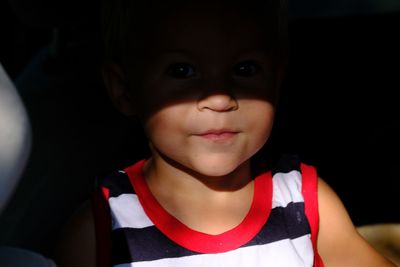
[{"xmin": 101, "ymin": 0, "xmax": 288, "ymax": 70}]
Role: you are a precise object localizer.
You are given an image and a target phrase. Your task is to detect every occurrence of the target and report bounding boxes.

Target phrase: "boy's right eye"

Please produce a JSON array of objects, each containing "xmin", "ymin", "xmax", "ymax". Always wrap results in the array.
[{"xmin": 166, "ymin": 63, "xmax": 196, "ymax": 79}]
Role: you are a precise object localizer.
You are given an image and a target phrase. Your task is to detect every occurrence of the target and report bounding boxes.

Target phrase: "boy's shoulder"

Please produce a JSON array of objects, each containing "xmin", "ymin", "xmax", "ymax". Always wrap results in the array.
[{"xmin": 54, "ymin": 199, "xmax": 96, "ymax": 267}]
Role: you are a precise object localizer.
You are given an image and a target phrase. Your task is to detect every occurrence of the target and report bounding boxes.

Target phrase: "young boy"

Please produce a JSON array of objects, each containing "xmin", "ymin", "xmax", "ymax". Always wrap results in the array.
[{"xmin": 55, "ymin": 0, "xmax": 396, "ymax": 266}]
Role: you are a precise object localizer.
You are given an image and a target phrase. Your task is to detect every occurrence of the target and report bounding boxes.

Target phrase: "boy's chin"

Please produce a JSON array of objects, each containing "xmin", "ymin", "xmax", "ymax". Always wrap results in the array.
[
  {"xmin": 184, "ymin": 156, "xmax": 250, "ymax": 178},
  {"xmin": 156, "ymin": 150, "xmax": 252, "ymax": 178}
]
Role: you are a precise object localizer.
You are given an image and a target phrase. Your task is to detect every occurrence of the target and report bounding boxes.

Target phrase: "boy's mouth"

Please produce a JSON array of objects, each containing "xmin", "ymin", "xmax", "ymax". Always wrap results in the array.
[{"xmin": 195, "ymin": 129, "xmax": 239, "ymax": 141}]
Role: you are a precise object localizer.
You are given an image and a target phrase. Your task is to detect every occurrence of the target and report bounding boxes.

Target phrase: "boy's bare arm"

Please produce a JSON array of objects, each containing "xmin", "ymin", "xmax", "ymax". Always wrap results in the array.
[
  {"xmin": 317, "ymin": 178, "xmax": 396, "ymax": 267},
  {"xmin": 53, "ymin": 200, "xmax": 96, "ymax": 267}
]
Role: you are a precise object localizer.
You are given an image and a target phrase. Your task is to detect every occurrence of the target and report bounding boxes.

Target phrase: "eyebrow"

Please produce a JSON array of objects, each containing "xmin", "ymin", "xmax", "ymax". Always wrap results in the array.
[
  {"xmin": 238, "ymin": 48, "xmax": 269, "ymax": 55},
  {"xmin": 233, "ymin": 49, "xmax": 271, "ymax": 61},
  {"xmin": 155, "ymin": 48, "xmax": 270, "ymax": 58},
  {"xmin": 153, "ymin": 49, "xmax": 197, "ymax": 58}
]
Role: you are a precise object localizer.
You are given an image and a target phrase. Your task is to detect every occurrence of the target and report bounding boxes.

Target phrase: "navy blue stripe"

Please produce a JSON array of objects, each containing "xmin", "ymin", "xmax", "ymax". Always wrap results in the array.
[
  {"xmin": 111, "ymin": 226, "xmax": 198, "ymax": 265},
  {"xmin": 111, "ymin": 202, "xmax": 310, "ymax": 265},
  {"xmin": 100, "ymin": 171, "xmax": 136, "ymax": 197},
  {"xmin": 244, "ymin": 202, "xmax": 310, "ymax": 247},
  {"xmin": 272, "ymin": 154, "xmax": 301, "ymax": 175}
]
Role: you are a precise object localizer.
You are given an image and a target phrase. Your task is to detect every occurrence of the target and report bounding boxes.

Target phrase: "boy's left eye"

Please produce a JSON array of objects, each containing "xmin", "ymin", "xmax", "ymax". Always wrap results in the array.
[
  {"xmin": 166, "ymin": 63, "xmax": 196, "ymax": 79},
  {"xmin": 233, "ymin": 61, "xmax": 261, "ymax": 77}
]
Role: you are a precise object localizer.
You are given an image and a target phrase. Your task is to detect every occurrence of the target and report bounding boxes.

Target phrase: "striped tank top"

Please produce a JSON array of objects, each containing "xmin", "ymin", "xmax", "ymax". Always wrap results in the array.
[{"xmin": 94, "ymin": 156, "xmax": 324, "ymax": 267}]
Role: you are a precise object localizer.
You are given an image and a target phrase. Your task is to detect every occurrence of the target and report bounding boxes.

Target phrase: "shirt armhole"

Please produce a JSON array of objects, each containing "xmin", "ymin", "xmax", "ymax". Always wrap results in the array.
[
  {"xmin": 301, "ymin": 163, "xmax": 324, "ymax": 267},
  {"xmin": 91, "ymin": 187, "xmax": 112, "ymax": 267}
]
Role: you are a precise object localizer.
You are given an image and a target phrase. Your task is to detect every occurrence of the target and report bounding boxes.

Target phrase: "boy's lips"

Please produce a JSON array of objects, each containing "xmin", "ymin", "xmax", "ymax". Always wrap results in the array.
[{"xmin": 195, "ymin": 129, "xmax": 239, "ymax": 141}]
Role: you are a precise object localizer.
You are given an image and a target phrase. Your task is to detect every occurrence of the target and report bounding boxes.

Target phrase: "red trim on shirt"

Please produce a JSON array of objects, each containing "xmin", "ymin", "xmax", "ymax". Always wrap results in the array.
[
  {"xmin": 125, "ymin": 160, "xmax": 273, "ymax": 254},
  {"xmin": 102, "ymin": 187, "xmax": 110, "ymax": 200},
  {"xmin": 301, "ymin": 163, "xmax": 324, "ymax": 267}
]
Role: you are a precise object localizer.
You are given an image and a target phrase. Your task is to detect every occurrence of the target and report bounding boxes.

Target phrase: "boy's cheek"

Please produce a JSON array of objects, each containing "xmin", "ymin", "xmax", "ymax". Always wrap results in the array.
[
  {"xmin": 235, "ymin": 89, "xmax": 278, "ymax": 106},
  {"xmin": 142, "ymin": 105, "xmax": 184, "ymax": 137}
]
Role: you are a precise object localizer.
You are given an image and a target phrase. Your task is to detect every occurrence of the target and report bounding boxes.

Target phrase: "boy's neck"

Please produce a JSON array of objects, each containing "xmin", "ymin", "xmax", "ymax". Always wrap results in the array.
[{"xmin": 142, "ymin": 154, "xmax": 255, "ymax": 234}]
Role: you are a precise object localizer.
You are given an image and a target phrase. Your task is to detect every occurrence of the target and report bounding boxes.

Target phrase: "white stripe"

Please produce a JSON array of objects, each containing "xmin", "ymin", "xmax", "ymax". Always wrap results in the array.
[
  {"xmin": 114, "ymin": 235, "xmax": 313, "ymax": 267},
  {"xmin": 109, "ymin": 194, "xmax": 154, "ymax": 229},
  {"xmin": 272, "ymin": 170, "xmax": 304, "ymax": 208}
]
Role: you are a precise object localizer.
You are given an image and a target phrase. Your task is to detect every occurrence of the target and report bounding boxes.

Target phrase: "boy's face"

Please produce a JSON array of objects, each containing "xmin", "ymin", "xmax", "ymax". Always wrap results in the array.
[{"xmin": 124, "ymin": 2, "xmax": 278, "ymax": 177}]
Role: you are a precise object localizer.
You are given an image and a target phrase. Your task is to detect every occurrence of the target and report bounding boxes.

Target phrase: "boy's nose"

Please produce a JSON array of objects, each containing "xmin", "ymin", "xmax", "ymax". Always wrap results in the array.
[{"xmin": 197, "ymin": 93, "xmax": 238, "ymax": 112}]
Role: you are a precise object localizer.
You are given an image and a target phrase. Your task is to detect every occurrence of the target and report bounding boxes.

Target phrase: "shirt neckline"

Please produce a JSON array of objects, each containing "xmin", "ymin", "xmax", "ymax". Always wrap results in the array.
[{"xmin": 125, "ymin": 159, "xmax": 273, "ymax": 253}]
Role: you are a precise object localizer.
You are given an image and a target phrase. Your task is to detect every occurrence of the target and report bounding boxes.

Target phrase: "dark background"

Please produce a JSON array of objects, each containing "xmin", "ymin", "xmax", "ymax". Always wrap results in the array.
[{"xmin": 0, "ymin": 0, "xmax": 399, "ymax": 257}]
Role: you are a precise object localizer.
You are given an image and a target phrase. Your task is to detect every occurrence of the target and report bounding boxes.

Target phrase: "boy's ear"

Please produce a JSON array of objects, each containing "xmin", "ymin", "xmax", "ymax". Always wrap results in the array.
[{"xmin": 102, "ymin": 64, "xmax": 136, "ymax": 116}]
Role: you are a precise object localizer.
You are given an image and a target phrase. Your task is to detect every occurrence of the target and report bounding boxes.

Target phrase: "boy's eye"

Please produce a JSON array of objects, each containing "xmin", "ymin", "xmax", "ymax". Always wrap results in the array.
[
  {"xmin": 167, "ymin": 63, "xmax": 196, "ymax": 79},
  {"xmin": 233, "ymin": 61, "xmax": 260, "ymax": 77}
]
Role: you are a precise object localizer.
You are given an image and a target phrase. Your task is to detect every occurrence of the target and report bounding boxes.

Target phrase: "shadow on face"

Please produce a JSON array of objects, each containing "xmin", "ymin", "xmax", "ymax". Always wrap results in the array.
[{"xmin": 115, "ymin": 1, "xmax": 284, "ymax": 121}]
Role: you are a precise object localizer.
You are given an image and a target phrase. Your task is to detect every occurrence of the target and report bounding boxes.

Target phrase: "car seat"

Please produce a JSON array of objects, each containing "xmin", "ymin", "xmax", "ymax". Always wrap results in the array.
[
  {"xmin": 0, "ymin": 62, "xmax": 56, "ymax": 267},
  {"xmin": 0, "ymin": 63, "xmax": 31, "ymax": 213}
]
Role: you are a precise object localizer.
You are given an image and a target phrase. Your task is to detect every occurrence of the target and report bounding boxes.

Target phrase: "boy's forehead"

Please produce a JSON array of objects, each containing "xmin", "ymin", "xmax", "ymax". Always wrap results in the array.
[{"xmin": 142, "ymin": 3, "xmax": 269, "ymax": 56}]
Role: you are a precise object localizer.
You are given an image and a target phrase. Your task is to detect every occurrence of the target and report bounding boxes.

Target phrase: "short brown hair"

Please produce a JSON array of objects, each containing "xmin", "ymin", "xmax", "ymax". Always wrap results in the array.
[{"xmin": 101, "ymin": 0, "xmax": 288, "ymax": 69}]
